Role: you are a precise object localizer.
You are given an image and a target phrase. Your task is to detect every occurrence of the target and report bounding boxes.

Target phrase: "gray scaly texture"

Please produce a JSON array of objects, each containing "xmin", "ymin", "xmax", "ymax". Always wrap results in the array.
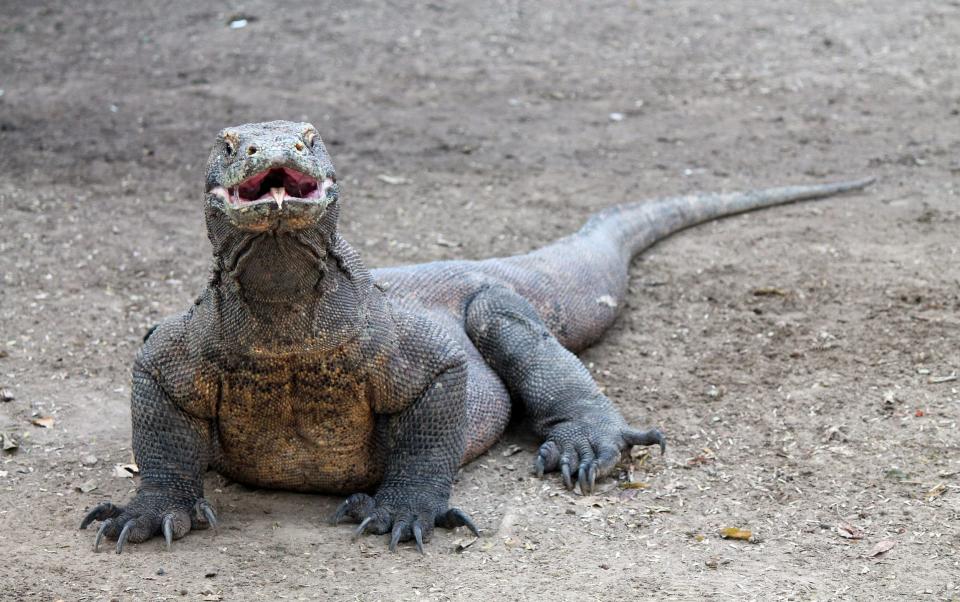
[{"xmin": 80, "ymin": 120, "xmax": 873, "ymax": 553}]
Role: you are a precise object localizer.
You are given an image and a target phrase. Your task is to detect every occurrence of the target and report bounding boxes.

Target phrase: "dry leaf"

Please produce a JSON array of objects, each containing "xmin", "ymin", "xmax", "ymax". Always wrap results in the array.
[
  {"xmin": 928, "ymin": 373, "xmax": 957, "ymax": 384},
  {"xmin": 926, "ymin": 482, "xmax": 947, "ymax": 501},
  {"xmin": 501, "ymin": 444, "xmax": 523, "ymax": 457},
  {"xmin": 455, "ymin": 537, "xmax": 478, "ymax": 553},
  {"xmin": 31, "ymin": 416, "xmax": 54, "ymax": 428},
  {"xmin": 752, "ymin": 287, "xmax": 787, "ymax": 297},
  {"xmin": 719, "ymin": 527, "xmax": 752, "ymax": 541},
  {"xmin": 112, "ymin": 463, "xmax": 140, "ymax": 478},
  {"xmin": 837, "ymin": 523, "xmax": 864, "ymax": 540},
  {"xmin": 376, "ymin": 174, "xmax": 408, "ymax": 185},
  {"xmin": 76, "ymin": 479, "xmax": 98, "ymax": 493},
  {"xmin": 865, "ymin": 539, "xmax": 896, "ymax": 558},
  {"xmin": 619, "ymin": 481, "xmax": 649, "ymax": 490},
  {"xmin": 1, "ymin": 433, "xmax": 18, "ymax": 451},
  {"xmin": 705, "ymin": 556, "xmax": 731, "ymax": 569}
]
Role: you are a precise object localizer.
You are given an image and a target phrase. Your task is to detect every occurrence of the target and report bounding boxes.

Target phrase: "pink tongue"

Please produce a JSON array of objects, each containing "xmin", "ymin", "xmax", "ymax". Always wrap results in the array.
[{"xmin": 231, "ymin": 169, "xmax": 323, "ymax": 203}]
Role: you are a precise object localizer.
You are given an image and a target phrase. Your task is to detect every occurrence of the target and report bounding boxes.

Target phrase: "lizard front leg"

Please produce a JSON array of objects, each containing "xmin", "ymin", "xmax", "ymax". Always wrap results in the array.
[
  {"xmin": 80, "ymin": 357, "xmax": 215, "ymax": 553},
  {"xmin": 332, "ymin": 318, "xmax": 479, "ymax": 552},
  {"xmin": 466, "ymin": 285, "xmax": 664, "ymax": 494}
]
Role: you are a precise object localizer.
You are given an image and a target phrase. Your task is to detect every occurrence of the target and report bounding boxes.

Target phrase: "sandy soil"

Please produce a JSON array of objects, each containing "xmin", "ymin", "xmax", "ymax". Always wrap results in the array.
[{"xmin": 2, "ymin": 1, "xmax": 959, "ymax": 600}]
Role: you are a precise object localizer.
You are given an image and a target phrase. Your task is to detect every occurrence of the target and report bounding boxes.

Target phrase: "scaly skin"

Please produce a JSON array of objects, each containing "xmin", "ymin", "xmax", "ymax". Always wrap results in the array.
[{"xmin": 80, "ymin": 120, "xmax": 873, "ymax": 553}]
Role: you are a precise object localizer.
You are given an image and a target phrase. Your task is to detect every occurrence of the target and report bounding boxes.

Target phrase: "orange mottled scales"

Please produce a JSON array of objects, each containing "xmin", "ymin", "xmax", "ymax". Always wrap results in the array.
[{"xmin": 213, "ymin": 350, "xmax": 384, "ymax": 493}]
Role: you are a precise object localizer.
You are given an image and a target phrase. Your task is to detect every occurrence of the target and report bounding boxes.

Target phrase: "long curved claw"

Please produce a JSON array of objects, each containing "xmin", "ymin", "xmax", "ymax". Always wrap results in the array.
[
  {"xmin": 198, "ymin": 500, "xmax": 218, "ymax": 533},
  {"xmin": 389, "ymin": 520, "xmax": 408, "ymax": 552},
  {"xmin": 116, "ymin": 521, "xmax": 133, "ymax": 555},
  {"xmin": 577, "ymin": 464, "xmax": 590, "ymax": 495},
  {"xmin": 80, "ymin": 502, "xmax": 122, "ymax": 530},
  {"xmin": 329, "ymin": 493, "xmax": 377, "ymax": 526},
  {"xmin": 412, "ymin": 521, "xmax": 425, "ymax": 555},
  {"xmin": 533, "ymin": 454, "xmax": 545, "ymax": 478},
  {"xmin": 625, "ymin": 428, "xmax": 666, "ymax": 454},
  {"xmin": 162, "ymin": 515, "xmax": 174, "ymax": 551},
  {"xmin": 331, "ymin": 500, "xmax": 350, "ymax": 525},
  {"xmin": 437, "ymin": 507, "xmax": 480, "ymax": 537},
  {"xmin": 94, "ymin": 519, "xmax": 113, "ymax": 552},
  {"xmin": 587, "ymin": 462, "xmax": 597, "ymax": 494},
  {"xmin": 353, "ymin": 516, "xmax": 373, "ymax": 539},
  {"xmin": 561, "ymin": 463, "xmax": 573, "ymax": 490}
]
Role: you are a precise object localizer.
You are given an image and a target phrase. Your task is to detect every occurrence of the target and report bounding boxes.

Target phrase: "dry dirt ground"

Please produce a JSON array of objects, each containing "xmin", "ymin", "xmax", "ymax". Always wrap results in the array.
[{"xmin": 2, "ymin": 1, "xmax": 960, "ymax": 600}]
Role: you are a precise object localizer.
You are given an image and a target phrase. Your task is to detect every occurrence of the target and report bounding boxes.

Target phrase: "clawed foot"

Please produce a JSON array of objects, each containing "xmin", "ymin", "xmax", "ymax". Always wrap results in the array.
[
  {"xmin": 331, "ymin": 491, "xmax": 479, "ymax": 553},
  {"xmin": 534, "ymin": 418, "xmax": 664, "ymax": 494},
  {"xmin": 80, "ymin": 494, "xmax": 217, "ymax": 554}
]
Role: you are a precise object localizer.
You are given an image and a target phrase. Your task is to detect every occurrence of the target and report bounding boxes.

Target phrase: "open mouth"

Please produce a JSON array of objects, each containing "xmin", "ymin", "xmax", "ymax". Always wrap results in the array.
[{"xmin": 214, "ymin": 167, "xmax": 334, "ymax": 208}]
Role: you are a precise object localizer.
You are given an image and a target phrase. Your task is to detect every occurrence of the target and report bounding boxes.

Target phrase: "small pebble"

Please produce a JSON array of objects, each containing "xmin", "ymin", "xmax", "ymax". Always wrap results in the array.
[{"xmin": 80, "ymin": 454, "xmax": 98, "ymax": 466}]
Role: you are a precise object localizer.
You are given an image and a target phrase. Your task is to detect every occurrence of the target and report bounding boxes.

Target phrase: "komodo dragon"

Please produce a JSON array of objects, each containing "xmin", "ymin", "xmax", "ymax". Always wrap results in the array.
[{"xmin": 80, "ymin": 120, "xmax": 872, "ymax": 554}]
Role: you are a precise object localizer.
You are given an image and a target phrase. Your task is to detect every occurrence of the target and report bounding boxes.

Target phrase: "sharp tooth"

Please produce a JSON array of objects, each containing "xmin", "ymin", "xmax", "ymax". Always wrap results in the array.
[
  {"xmin": 271, "ymin": 187, "xmax": 285, "ymax": 208},
  {"xmin": 211, "ymin": 186, "xmax": 230, "ymax": 202},
  {"xmin": 232, "ymin": 188, "xmax": 240, "ymax": 205}
]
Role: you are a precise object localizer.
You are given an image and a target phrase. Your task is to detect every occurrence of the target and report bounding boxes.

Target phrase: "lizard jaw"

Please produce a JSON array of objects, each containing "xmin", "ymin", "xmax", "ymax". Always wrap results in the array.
[
  {"xmin": 210, "ymin": 167, "xmax": 337, "ymax": 231},
  {"xmin": 210, "ymin": 167, "xmax": 335, "ymax": 209}
]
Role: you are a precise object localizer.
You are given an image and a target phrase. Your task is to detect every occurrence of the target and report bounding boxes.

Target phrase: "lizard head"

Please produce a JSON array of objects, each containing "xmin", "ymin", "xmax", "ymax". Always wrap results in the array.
[{"xmin": 204, "ymin": 120, "xmax": 338, "ymax": 232}]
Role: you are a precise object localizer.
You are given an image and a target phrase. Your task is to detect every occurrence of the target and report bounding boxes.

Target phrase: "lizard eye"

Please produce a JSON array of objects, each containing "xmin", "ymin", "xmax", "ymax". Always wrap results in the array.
[{"xmin": 222, "ymin": 132, "xmax": 239, "ymax": 157}]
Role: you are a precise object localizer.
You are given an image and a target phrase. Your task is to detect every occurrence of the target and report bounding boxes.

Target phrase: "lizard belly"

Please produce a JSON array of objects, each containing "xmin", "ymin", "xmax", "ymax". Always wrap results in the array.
[{"xmin": 214, "ymin": 357, "xmax": 382, "ymax": 493}]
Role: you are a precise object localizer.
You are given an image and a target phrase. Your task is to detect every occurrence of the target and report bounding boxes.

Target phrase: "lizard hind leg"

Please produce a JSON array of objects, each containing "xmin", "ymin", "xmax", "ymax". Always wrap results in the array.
[{"xmin": 465, "ymin": 285, "xmax": 664, "ymax": 494}]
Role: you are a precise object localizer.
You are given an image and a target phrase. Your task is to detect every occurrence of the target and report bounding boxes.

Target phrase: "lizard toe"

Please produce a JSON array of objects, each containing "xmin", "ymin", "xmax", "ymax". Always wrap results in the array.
[
  {"xmin": 435, "ymin": 507, "xmax": 480, "ymax": 537},
  {"xmin": 331, "ymin": 492, "xmax": 376, "ymax": 525},
  {"xmin": 537, "ymin": 415, "xmax": 665, "ymax": 495},
  {"xmin": 80, "ymin": 501, "xmax": 124, "ymax": 530},
  {"xmin": 334, "ymin": 490, "xmax": 474, "ymax": 552},
  {"xmin": 81, "ymin": 493, "xmax": 201, "ymax": 553}
]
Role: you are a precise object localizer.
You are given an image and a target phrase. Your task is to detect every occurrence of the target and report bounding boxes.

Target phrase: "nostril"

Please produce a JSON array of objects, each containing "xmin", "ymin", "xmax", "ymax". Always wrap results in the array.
[
  {"xmin": 247, "ymin": 145, "xmax": 258, "ymax": 156},
  {"xmin": 294, "ymin": 141, "xmax": 305, "ymax": 151}
]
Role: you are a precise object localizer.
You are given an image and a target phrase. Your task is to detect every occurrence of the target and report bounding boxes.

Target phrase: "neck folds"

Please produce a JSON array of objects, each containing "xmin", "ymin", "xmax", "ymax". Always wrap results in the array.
[{"xmin": 231, "ymin": 233, "xmax": 328, "ymax": 303}]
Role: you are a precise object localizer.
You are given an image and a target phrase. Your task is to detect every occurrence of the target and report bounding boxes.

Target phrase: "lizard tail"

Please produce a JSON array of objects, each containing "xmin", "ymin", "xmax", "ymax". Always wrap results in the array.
[
  {"xmin": 579, "ymin": 176, "xmax": 875, "ymax": 258},
  {"xmin": 497, "ymin": 176, "xmax": 874, "ymax": 351}
]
